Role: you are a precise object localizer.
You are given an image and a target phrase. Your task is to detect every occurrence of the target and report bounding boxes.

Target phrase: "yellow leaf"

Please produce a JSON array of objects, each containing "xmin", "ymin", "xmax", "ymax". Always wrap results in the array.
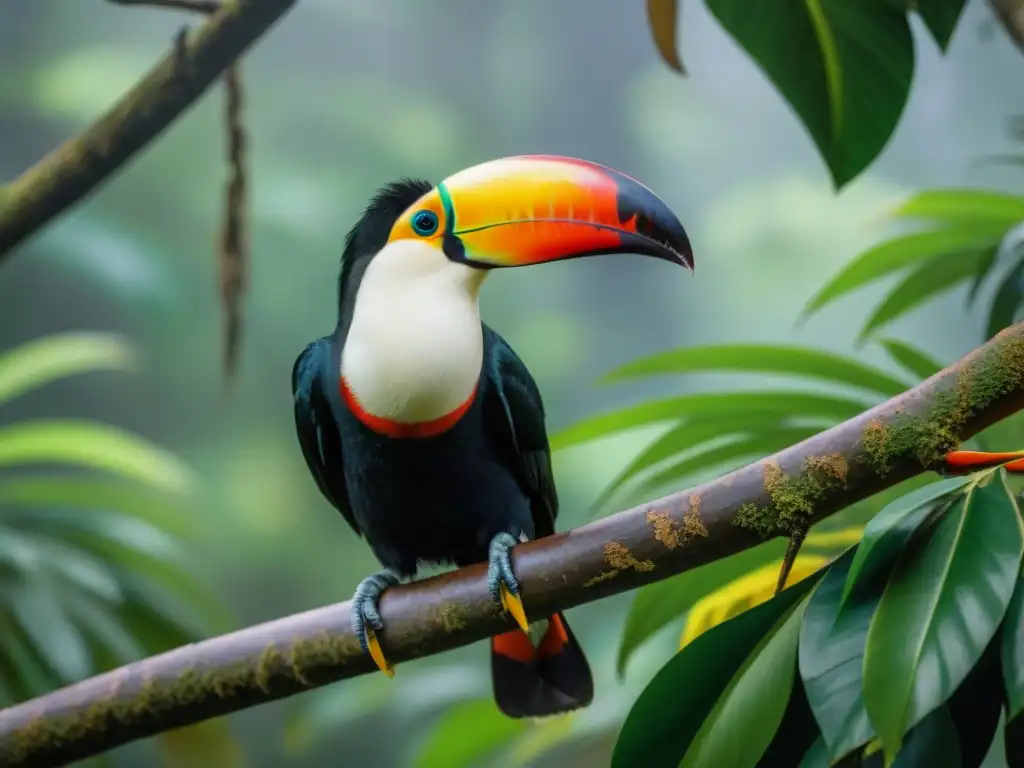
[
  {"xmin": 679, "ymin": 555, "xmax": 830, "ymax": 650},
  {"xmin": 805, "ymin": 525, "xmax": 864, "ymax": 549}
]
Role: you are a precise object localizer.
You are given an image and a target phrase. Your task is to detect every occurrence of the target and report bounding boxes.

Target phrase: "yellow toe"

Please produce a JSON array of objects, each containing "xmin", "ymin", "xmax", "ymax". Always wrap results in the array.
[
  {"xmin": 499, "ymin": 582, "xmax": 530, "ymax": 633},
  {"xmin": 364, "ymin": 627, "xmax": 395, "ymax": 678}
]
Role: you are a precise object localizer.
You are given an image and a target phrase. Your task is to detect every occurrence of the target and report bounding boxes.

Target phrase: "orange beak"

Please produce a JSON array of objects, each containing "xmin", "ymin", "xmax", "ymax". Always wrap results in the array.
[{"xmin": 394, "ymin": 155, "xmax": 694, "ymax": 271}]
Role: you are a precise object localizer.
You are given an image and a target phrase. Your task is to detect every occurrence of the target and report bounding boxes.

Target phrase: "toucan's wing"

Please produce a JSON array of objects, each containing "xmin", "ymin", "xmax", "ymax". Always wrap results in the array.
[
  {"xmin": 291, "ymin": 337, "xmax": 360, "ymax": 536},
  {"xmin": 482, "ymin": 325, "xmax": 558, "ymax": 538}
]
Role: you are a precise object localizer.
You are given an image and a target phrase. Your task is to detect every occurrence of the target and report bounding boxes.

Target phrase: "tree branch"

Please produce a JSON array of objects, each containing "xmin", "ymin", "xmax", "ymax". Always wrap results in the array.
[
  {"xmin": 0, "ymin": 0, "xmax": 294, "ymax": 259},
  {"xmin": 3, "ymin": 324, "xmax": 1024, "ymax": 766},
  {"xmin": 989, "ymin": 0, "xmax": 1024, "ymax": 52}
]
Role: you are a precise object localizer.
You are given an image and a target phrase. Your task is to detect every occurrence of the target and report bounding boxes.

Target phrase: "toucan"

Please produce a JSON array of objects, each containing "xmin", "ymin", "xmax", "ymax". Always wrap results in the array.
[{"xmin": 291, "ymin": 154, "xmax": 693, "ymax": 718}]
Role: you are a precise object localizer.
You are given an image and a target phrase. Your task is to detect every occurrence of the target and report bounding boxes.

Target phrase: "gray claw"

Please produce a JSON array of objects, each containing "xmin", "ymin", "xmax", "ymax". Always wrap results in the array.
[
  {"xmin": 487, "ymin": 532, "xmax": 520, "ymax": 606},
  {"xmin": 351, "ymin": 570, "xmax": 400, "ymax": 653}
]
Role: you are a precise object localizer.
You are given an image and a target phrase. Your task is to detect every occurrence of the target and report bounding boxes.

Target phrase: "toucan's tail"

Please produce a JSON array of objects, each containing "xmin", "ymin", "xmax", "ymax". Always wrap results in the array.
[{"xmin": 490, "ymin": 612, "xmax": 593, "ymax": 719}]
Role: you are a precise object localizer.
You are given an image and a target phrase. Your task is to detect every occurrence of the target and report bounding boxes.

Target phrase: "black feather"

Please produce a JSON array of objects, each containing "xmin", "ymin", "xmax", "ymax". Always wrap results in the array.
[
  {"xmin": 337, "ymin": 178, "xmax": 433, "ymax": 314},
  {"xmin": 482, "ymin": 325, "xmax": 559, "ymax": 538},
  {"xmin": 292, "ymin": 336, "xmax": 360, "ymax": 536}
]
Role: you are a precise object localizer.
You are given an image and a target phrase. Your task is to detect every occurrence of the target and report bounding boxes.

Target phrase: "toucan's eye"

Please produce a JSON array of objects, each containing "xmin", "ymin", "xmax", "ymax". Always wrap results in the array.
[{"xmin": 411, "ymin": 210, "xmax": 439, "ymax": 236}]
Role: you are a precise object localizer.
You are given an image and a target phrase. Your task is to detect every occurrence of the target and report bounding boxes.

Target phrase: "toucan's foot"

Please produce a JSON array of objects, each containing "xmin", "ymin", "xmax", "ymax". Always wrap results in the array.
[
  {"xmin": 487, "ymin": 532, "xmax": 530, "ymax": 633},
  {"xmin": 351, "ymin": 570, "xmax": 401, "ymax": 678}
]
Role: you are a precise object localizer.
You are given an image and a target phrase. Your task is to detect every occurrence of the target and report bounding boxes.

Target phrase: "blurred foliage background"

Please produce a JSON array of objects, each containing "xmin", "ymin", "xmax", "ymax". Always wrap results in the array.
[{"xmin": 2, "ymin": 0, "xmax": 1024, "ymax": 766}]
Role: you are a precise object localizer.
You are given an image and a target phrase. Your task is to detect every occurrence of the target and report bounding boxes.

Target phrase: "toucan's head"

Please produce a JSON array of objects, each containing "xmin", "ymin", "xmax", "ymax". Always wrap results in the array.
[
  {"xmin": 385, "ymin": 154, "xmax": 693, "ymax": 271},
  {"xmin": 338, "ymin": 155, "xmax": 693, "ymax": 319}
]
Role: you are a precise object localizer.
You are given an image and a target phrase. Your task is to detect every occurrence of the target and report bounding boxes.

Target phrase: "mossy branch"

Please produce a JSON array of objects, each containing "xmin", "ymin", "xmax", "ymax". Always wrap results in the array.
[
  {"xmin": 3, "ymin": 325, "xmax": 1024, "ymax": 766},
  {"xmin": 0, "ymin": 0, "xmax": 294, "ymax": 259}
]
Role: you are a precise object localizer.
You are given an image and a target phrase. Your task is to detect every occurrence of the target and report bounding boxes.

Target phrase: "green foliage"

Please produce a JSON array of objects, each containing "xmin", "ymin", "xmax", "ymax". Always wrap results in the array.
[
  {"xmin": 0, "ymin": 333, "xmax": 231, "ymax": 764},
  {"xmin": 877, "ymin": 338, "xmax": 943, "ymax": 381},
  {"xmin": 863, "ymin": 474, "xmax": 1024, "ymax": 762},
  {"xmin": 554, "ymin": 335, "xmax": 958, "ymax": 683},
  {"xmin": 611, "ymin": 570, "xmax": 823, "ymax": 768},
  {"xmin": 644, "ymin": 0, "xmax": 972, "ymax": 189},
  {"xmin": 415, "ymin": 699, "xmax": 528, "ymax": 768},
  {"xmin": 705, "ymin": 0, "xmax": 913, "ymax": 189},
  {"xmin": 615, "ymin": 468, "xmax": 1023, "ymax": 767},
  {"xmin": 803, "ymin": 190, "xmax": 1024, "ymax": 342},
  {"xmin": 800, "ymin": 548, "xmax": 876, "ymax": 761},
  {"xmin": 842, "ymin": 475, "xmax": 974, "ymax": 604},
  {"xmin": 601, "ymin": 344, "xmax": 911, "ymax": 395},
  {"xmin": 1002, "ymin": 576, "xmax": 1024, "ymax": 720},
  {"xmin": 680, "ymin": 594, "xmax": 808, "ymax": 768},
  {"xmin": 553, "ymin": 340, "xmax": 928, "ymax": 513}
]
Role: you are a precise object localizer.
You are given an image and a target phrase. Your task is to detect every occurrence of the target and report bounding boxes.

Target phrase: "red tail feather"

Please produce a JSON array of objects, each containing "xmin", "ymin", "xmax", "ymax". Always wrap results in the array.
[{"xmin": 490, "ymin": 612, "xmax": 592, "ymax": 718}]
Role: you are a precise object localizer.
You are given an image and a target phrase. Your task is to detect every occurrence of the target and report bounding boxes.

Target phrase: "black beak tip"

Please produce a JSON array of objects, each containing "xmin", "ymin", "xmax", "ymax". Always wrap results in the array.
[{"xmin": 609, "ymin": 169, "xmax": 694, "ymax": 273}]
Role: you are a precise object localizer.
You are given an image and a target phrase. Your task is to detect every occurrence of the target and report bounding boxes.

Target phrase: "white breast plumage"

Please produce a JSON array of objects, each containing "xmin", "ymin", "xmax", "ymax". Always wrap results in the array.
[{"xmin": 341, "ymin": 240, "xmax": 487, "ymax": 424}]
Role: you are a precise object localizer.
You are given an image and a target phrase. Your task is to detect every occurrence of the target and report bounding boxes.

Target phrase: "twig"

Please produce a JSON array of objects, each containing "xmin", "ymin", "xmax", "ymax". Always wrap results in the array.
[
  {"xmin": 3, "ymin": 323, "xmax": 1024, "ymax": 767},
  {"xmin": 219, "ymin": 63, "xmax": 247, "ymax": 384},
  {"xmin": 112, "ymin": 0, "xmax": 250, "ymax": 383},
  {"xmin": 109, "ymin": 0, "xmax": 222, "ymax": 14},
  {"xmin": 0, "ymin": 0, "xmax": 293, "ymax": 258}
]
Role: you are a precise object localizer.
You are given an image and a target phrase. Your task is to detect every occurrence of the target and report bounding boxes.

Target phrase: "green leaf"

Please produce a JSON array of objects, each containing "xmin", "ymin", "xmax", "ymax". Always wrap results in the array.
[
  {"xmin": 894, "ymin": 189, "xmax": 1024, "ymax": 226},
  {"xmin": 0, "ymin": 476, "xmax": 196, "ymax": 538},
  {"xmin": 0, "ymin": 625, "xmax": 59, "ymax": 700},
  {"xmin": 601, "ymin": 344, "xmax": 911, "ymax": 396},
  {"xmin": 986, "ymin": 258, "xmax": 1024, "ymax": 338},
  {"xmin": 756, "ymin": 678, "xmax": 821, "ymax": 768},
  {"xmin": 414, "ymin": 698, "xmax": 527, "ymax": 768},
  {"xmin": 612, "ymin": 572, "xmax": 821, "ymax": 768},
  {"xmin": 629, "ymin": 427, "xmax": 822, "ymax": 501},
  {"xmin": 67, "ymin": 597, "xmax": 144, "ymax": 666},
  {"xmin": 798, "ymin": 738, "xmax": 829, "ymax": 768},
  {"xmin": 862, "ymin": 472, "xmax": 1024, "ymax": 762},
  {"xmin": 114, "ymin": 578, "xmax": 207, "ymax": 654},
  {"xmin": 10, "ymin": 583, "xmax": 92, "ymax": 682},
  {"xmin": 878, "ymin": 338, "xmax": 943, "ymax": 381},
  {"xmin": 0, "ymin": 332, "xmax": 137, "ymax": 406},
  {"xmin": 616, "ymin": 540, "xmax": 788, "ymax": 677},
  {"xmin": 19, "ymin": 511, "xmax": 225, "ymax": 630},
  {"xmin": 891, "ymin": 706, "xmax": 961, "ymax": 767},
  {"xmin": 1001, "ymin": 575, "xmax": 1024, "ymax": 719},
  {"xmin": 843, "ymin": 475, "xmax": 974, "ymax": 604},
  {"xmin": 947, "ymin": 635, "xmax": 1004, "ymax": 768},
  {"xmin": 858, "ymin": 248, "xmax": 990, "ymax": 340},
  {"xmin": 704, "ymin": 0, "xmax": 913, "ymax": 188},
  {"xmin": 680, "ymin": 593, "xmax": 810, "ymax": 768},
  {"xmin": 981, "ymin": 710, "xmax": 1010, "ymax": 768},
  {"xmin": 917, "ymin": 0, "xmax": 968, "ymax": 51},
  {"xmin": 592, "ymin": 414, "xmax": 789, "ymax": 511},
  {"xmin": 967, "ymin": 246, "xmax": 1000, "ymax": 308},
  {"xmin": 800, "ymin": 548, "xmax": 876, "ymax": 761},
  {"xmin": 5, "ymin": 532, "xmax": 123, "ymax": 602},
  {"xmin": 804, "ymin": 227, "xmax": 1010, "ymax": 317},
  {"xmin": 551, "ymin": 392, "xmax": 869, "ymax": 451},
  {"xmin": 0, "ymin": 420, "xmax": 193, "ymax": 492}
]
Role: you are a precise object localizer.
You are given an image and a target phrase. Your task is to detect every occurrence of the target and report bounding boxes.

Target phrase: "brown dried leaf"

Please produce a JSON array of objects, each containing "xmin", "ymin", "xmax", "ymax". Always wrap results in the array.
[{"xmin": 646, "ymin": 0, "xmax": 686, "ymax": 74}]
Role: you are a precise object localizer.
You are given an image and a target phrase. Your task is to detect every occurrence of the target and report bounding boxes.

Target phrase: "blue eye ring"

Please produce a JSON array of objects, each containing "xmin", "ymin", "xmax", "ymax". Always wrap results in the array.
[{"xmin": 411, "ymin": 209, "xmax": 439, "ymax": 236}]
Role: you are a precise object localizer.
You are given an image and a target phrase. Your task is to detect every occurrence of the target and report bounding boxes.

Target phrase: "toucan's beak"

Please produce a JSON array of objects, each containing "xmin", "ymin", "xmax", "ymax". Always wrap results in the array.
[{"xmin": 435, "ymin": 155, "xmax": 694, "ymax": 271}]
